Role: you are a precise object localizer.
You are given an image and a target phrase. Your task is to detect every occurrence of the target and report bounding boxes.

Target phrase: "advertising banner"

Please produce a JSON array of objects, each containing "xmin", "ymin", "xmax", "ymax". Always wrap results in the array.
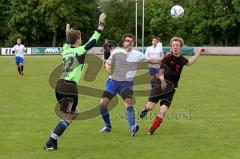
[
  {"xmin": 1, "ymin": 48, "xmax": 31, "ymax": 55},
  {"xmin": 31, "ymin": 47, "xmax": 62, "ymax": 55}
]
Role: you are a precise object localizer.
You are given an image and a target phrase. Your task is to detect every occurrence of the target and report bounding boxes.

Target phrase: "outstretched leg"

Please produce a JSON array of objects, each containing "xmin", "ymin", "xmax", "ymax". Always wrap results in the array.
[
  {"xmin": 148, "ymin": 105, "xmax": 168, "ymax": 135},
  {"xmin": 100, "ymin": 96, "xmax": 112, "ymax": 132},
  {"xmin": 44, "ymin": 80, "xmax": 78, "ymax": 150},
  {"xmin": 140, "ymin": 101, "xmax": 155, "ymax": 119},
  {"xmin": 124, "ymin": 97, "xmax": 139, "ymax": 136}
]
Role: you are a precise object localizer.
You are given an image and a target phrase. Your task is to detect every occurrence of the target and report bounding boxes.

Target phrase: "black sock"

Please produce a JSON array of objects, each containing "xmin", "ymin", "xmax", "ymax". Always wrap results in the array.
[
  {"xmin": 47, "ymin": 119, "xmax": 69, "ymax": 145},
  {"xmin": 47, "ymin": 137, "xmax": 57, "ymax": 146},
  {"xmin": 21, "ymin": 65, "xmax": 24, "ymax": 72},
  {"xmin": 17, "ymin": 66, "xmax": 21, "ymax": 74}
]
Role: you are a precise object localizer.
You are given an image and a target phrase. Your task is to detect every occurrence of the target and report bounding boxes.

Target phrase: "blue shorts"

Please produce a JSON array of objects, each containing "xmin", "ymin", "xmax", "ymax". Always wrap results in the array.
[
  {"xmin": 15, "ymin": 57, "xmax": 24, "ymax": 65},
  {"xmin": 104, "ymin": 78, "xmax": 133, "ymax": 99},
  {"xmin": 149, "ymin": 67, "xmax": 159, "ymax": 76}
]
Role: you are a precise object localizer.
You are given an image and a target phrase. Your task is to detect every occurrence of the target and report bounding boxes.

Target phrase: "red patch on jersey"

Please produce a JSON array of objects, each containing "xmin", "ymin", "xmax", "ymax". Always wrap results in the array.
[
  {"xmin": 165, "ymin": 53, "xmax": 172, "ymax": 58},
  {"xmin": 170, "ymin": 61, "xmax": 174, "ymax": 64}
]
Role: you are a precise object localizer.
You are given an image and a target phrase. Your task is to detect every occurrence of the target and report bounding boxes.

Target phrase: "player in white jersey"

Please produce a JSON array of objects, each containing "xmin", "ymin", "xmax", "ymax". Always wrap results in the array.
[
  {"xmin": 12, "ymin": 39, "xmax": 26, "ymax": 75},
  {"xmin": 145, "ymin": 37, "xmax": 164, "ymax": 88},
  {"xmin": 156, "ymin": 36, "xmax": 163, "ymax": 48},
  {"xmin": 99, "ymin": 34, "xmax": 161, "ymax": 136}
]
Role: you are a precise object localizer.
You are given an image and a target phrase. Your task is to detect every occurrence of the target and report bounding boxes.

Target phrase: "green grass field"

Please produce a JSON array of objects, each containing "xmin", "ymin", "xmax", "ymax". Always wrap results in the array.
[{"xmin": 0, "ymin": 55, "xmax": 240, "ymax": 159}]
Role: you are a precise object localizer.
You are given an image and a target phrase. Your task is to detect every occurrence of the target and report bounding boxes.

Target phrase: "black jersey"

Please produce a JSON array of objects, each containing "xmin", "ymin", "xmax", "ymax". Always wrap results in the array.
[{"xmin": 160, "ymin": 52, "xmax": 188, "ymax": 88}]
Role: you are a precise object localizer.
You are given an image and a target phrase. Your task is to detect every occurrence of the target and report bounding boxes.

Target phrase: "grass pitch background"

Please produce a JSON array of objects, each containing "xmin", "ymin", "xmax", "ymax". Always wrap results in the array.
[{"xmin": 0, "ymin": 56, "xmax": 239, "ymax": 159}]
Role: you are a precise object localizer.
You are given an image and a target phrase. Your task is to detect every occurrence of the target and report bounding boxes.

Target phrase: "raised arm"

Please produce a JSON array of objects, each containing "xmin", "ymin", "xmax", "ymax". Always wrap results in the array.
[
  {"xmin": 74, "ymin": 13, "xmax": 107, "ymax": 56},
  {"xmin": 81, "ymin": 13, "xmax": 107, "ymax": 53},
  {"xmin": 186, "ymin": 48, "xmax": 205, "ymax": 66},
  {"xmin": 63, "ymin": 23, "xmax": 71, "ymax": 51}
]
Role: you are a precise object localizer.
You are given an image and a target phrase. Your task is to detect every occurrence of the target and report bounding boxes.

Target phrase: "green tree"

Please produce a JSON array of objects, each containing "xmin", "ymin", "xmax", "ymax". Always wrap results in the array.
[
  {"xmin": 0, "ymin": 0, "xmax": 11, "ymax": 46},
  {"xmin": 99, "ymin": 0, "xmax": 136, "ymax": 45},
  {"xmin": 38, "ymin": 0, "xmax": 99, "ymax": 46},
  {"xmin": 7, "ymin": 0, "xmax": 47, "ymax": 46},
  {"xmin": 7, "ymin": 0, "xmax": 99, "ymax": 47},
  {"xmin": 3, "ymin": 0, "xmax": 240, "ymax": 47}
]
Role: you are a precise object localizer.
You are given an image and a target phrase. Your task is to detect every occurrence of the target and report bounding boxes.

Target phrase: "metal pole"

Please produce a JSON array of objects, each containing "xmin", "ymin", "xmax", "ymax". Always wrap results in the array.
[
  {"xmin": 135, "ymin": 0, "xmax": 138, "ymax": 47},
  {"xmin": 142, "ymin": 0, "xmax": 144, "ymax": 53}
]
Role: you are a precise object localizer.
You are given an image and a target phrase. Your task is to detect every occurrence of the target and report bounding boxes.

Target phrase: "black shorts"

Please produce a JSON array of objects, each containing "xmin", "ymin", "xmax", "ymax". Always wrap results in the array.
[
  {"xmin": 55, "ymin": 79, "xmax": 78, "ymax": 113},
  {"xmin": 148, "ymin": 88, "xmax": 176, "ymax": 107}
]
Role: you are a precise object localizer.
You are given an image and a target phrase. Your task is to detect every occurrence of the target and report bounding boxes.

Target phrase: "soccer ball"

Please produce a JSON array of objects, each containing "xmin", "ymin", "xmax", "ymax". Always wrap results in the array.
[{"xmin": 170, "ymin": 5, "xmax": 184, "ymax": 18}]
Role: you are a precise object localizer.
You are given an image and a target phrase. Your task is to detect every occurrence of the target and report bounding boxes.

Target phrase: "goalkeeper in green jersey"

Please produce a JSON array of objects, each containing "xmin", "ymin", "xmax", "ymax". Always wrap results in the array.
[{"xmin": 44, "ymin": 13, "xmax": 107, "ymax": 150}]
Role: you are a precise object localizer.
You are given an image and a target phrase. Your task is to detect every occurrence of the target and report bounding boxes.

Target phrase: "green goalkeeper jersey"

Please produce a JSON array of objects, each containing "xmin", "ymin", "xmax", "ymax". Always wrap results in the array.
[{"xmin": 60, "ymin": 29, "xmax": 102, "ymax": 83}]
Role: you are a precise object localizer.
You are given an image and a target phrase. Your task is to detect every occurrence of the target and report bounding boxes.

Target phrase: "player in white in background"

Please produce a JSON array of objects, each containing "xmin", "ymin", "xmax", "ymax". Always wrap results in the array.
[
  {"xmin": 156, "ymin": 36, "xmax": 163, "ymax": 48},
  {"xmin": 99, "ymin": 34, "xmax": 162, "ymax": 136},
  {"xmin": 145, "ymin": 37, "xmax": 164, "ymax": 87},
  {"xmin": 12, "ymin": 39, "xmax": 27, "ymax": 76}
]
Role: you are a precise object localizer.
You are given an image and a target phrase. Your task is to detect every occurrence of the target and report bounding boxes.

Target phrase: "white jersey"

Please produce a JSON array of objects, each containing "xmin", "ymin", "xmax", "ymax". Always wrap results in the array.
[
  {"xmin": 12, "ymin": 44, "xmax": 26, "ymax": 58},
  {"xmin": 107, "ymin": 48, "xmax": 149, "ymax": 82},
  {"xmin": 157, "ymin": 42, "xmax": 163, "ymax": 48},
  {"xmin": 145, "ymin": 46, "xmax": 164, "ymax": 68}
]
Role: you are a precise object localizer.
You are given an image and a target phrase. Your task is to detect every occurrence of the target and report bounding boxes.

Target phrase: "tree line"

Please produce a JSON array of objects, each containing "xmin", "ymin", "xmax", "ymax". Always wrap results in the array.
[{"xmin": 0, "ymin": 0, "xmax": 240, "ymax": 47}]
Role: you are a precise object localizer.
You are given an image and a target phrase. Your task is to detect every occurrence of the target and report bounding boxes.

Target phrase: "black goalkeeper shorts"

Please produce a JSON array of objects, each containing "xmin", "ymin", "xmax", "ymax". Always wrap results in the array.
[{"xmin": 55, "ymin": 79, "xmax": 78, "ymax": 113}]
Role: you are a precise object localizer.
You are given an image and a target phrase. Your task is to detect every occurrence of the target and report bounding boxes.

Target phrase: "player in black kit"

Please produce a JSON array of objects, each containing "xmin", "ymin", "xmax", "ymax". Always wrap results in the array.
[{"xmin": 140, "ymin": 37, "xmax": 205, "ymax": 135}]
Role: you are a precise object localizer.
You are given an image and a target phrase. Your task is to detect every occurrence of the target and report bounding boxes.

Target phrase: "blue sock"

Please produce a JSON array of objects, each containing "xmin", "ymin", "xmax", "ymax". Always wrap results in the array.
[
  {"xmin": 126, "ymin": 106, "xmax": 135, "ymax": 131},
  {"xmin": 100, "ymin": 107, "xmax": 111, "ymax": 128},
  {"xmin": 50, "ymin": 119, "xmax": 69, "ymax": 141}
]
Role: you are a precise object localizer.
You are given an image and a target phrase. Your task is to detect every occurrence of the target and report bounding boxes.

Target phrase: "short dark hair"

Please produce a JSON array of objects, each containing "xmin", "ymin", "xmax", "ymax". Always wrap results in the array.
[
  {"xmin": 67, "ymin": 29, "xmax": 81, "ymax": 45},
  {"xmin": 122, "ymin": 34, "xmax": 135, "ymax": 42}
]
